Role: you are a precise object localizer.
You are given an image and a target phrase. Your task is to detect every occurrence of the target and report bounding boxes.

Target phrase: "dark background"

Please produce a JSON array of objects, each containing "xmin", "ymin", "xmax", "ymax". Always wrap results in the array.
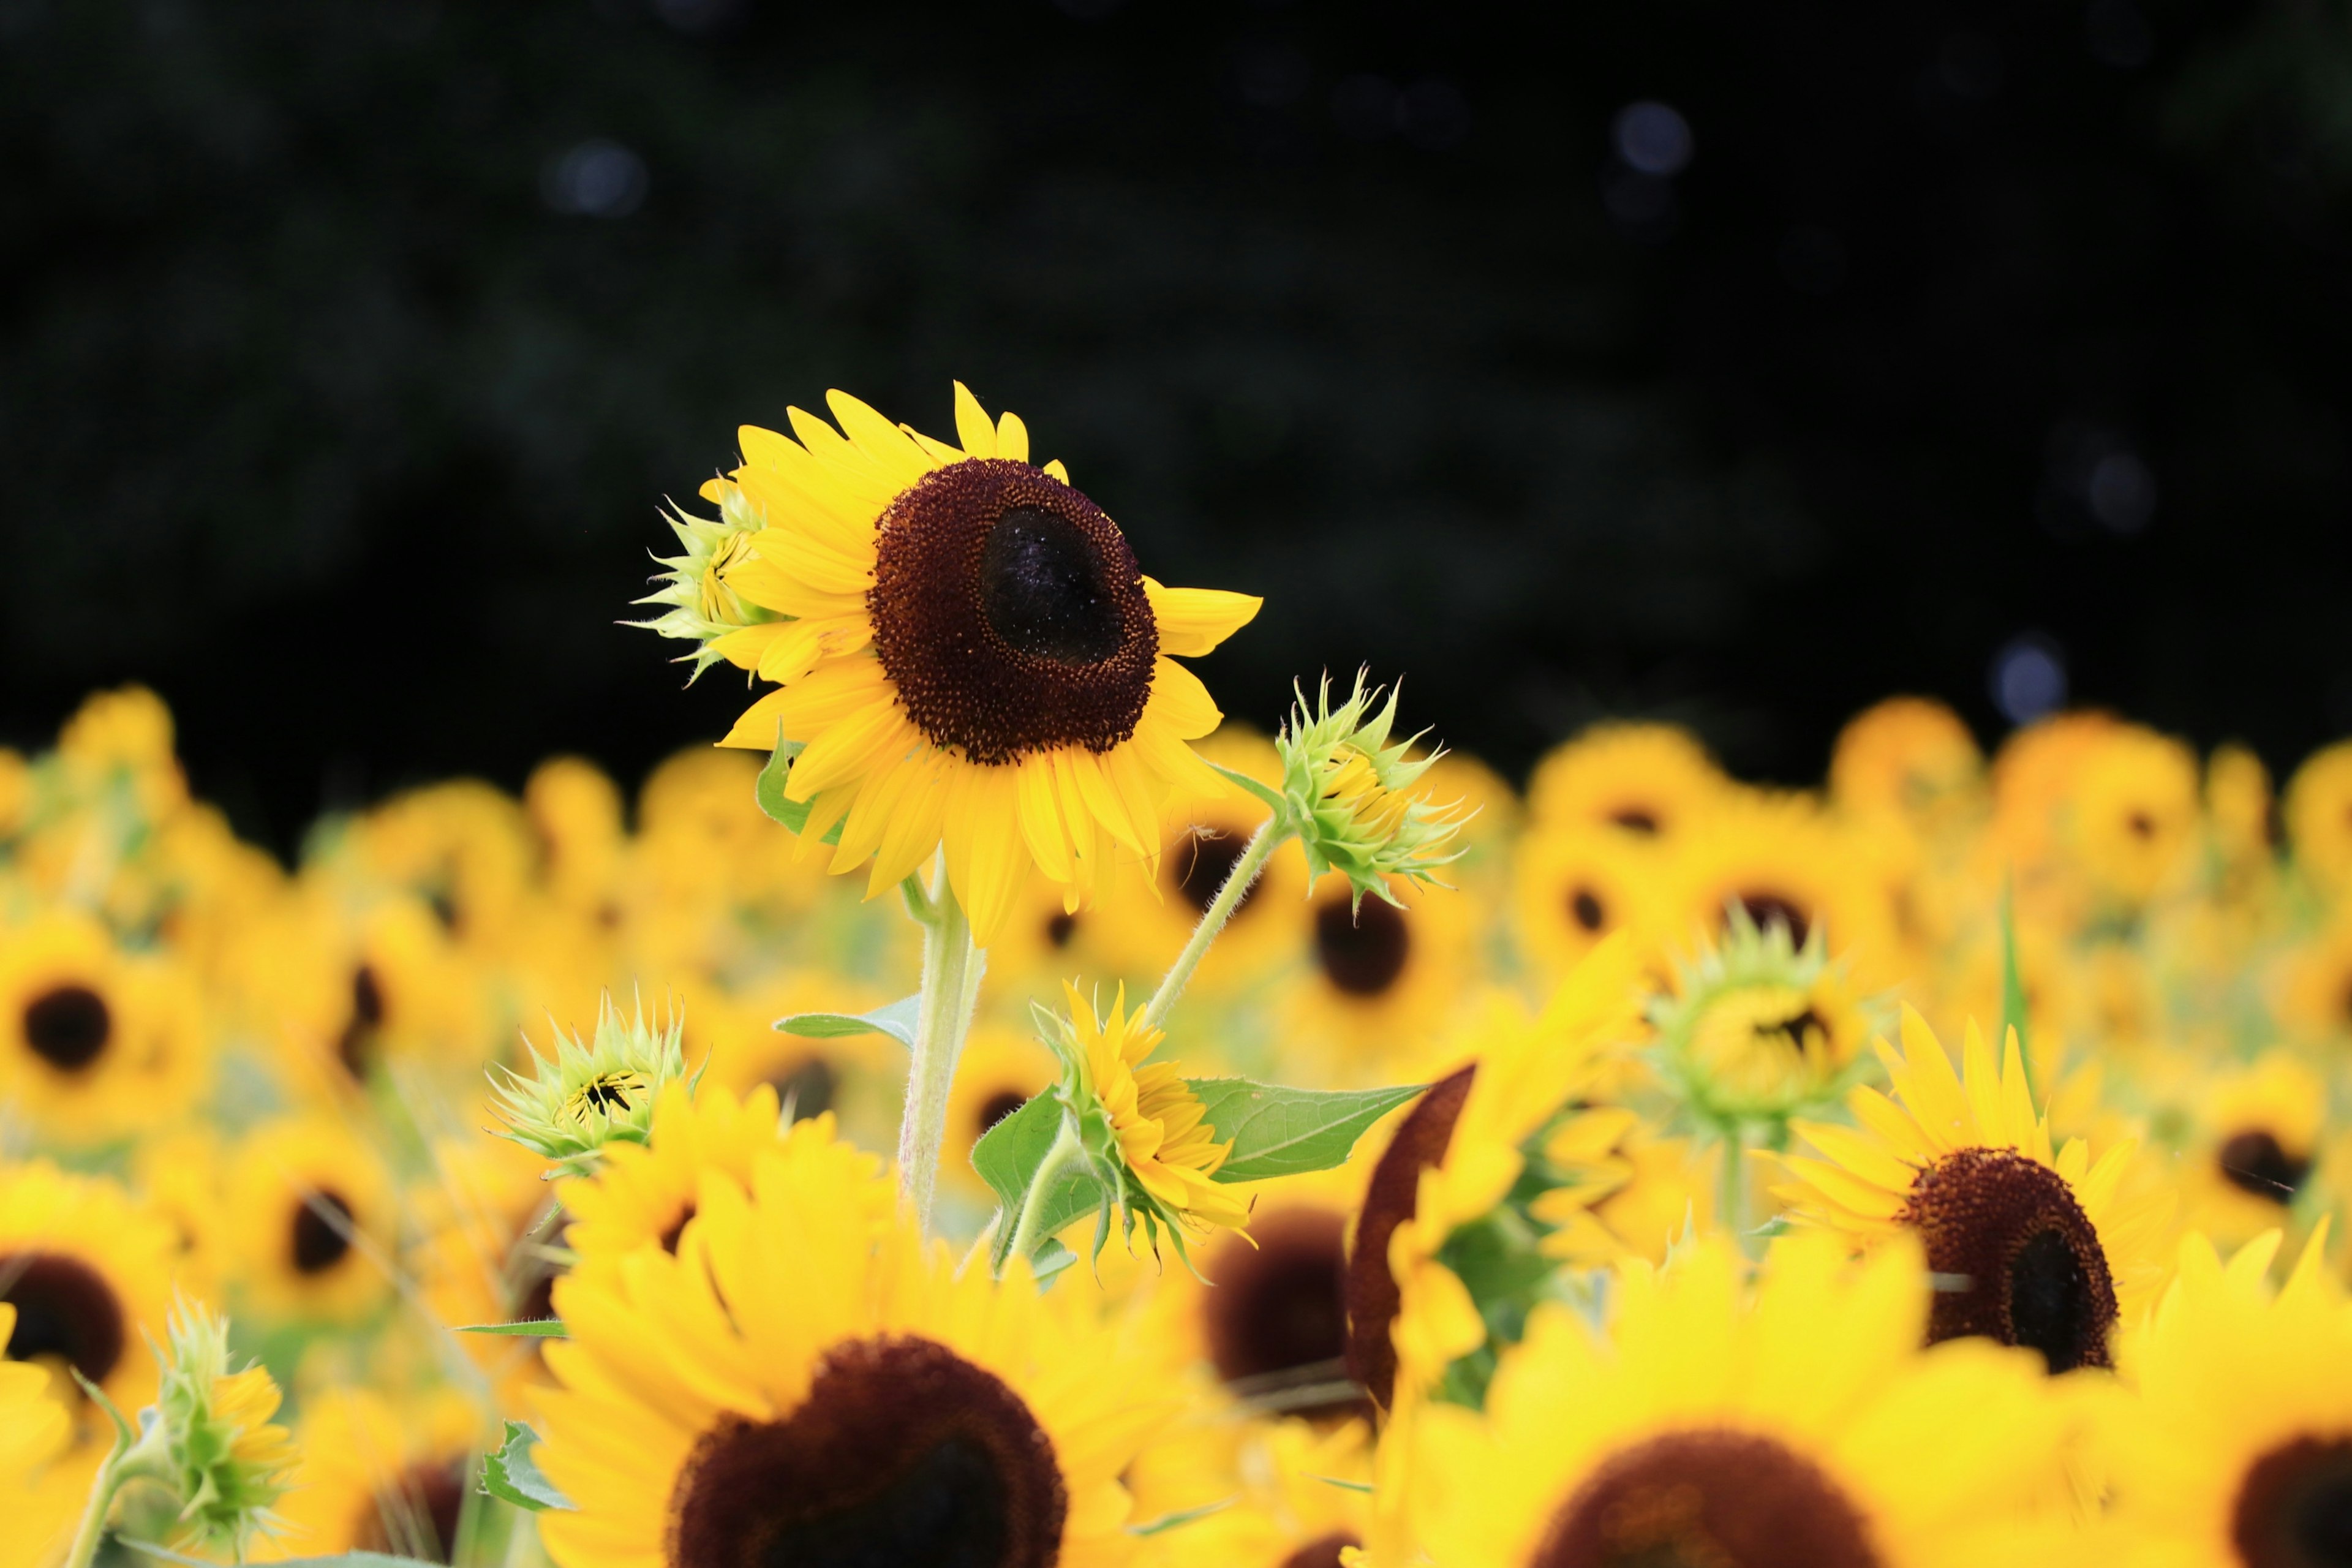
[{"xmin": 5, "ymin": 0, "xmax": 2350, "ymax": 853}]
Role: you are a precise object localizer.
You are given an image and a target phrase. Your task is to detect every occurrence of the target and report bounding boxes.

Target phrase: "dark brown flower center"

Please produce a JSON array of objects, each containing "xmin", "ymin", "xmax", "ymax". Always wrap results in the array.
[
  {"xmin": 291, "ymin": 1189, "xmax": 356, "ymax": 1275},
  {"xmin": 668, "ymin": 1334, "xmax": 1066, "ymax": 1568},
  {"xmin": 1282, "ymin": 1534, "xmax": 1362, "ymax": 1568},
  {"xmin": 2220, "ymin": 1129, "xmax": 2312, "ymax": 1204},
  {"xmin": 1173, "ymin": 830, "xmax": 1261, "ymax": 918},
  {"xmin": 869, "ymin": 459, "xmax": 1158, "ymax": 766},
  {"xmin": 355, "ymin": 1459, "xmax": 469, "ymax": 1563},
  {"xmin": 337, "ymin": 963, "xmax": 386, "ymax": 1080},
  {"xmin": 2234, "ymin": 1434, "xmax": 2352, "ymax": 1568},
  {"xmin": 978, "ymin": 1092, "xmax": 1031, "ymax": 1136},
  {"xmin": 1901, "ymin": 1147, "xmax": 2117, "ymax": 1373},
  {"xmin": 0, "ymin": 1251, "xmax": 126, "ymax": 1384},
  {"xmin": 1569, "ymin": 886, "xmax": 1608, "ymax": 933},
  {"xmin": 23, "ymin": 984, "xmax": 111, "ymax": 1072},
  {"xmin": 1314, "ymin": 894, "xmax": 1412, "ymax": 998},
  {"xmin": 1609, "ymin": 807, "xmax": 1660, "ymax": 835},
  {"xmin": 767, "ymin": 1057, "xmax": 839, "ymax": 1121},
  {"xmin": 1730, "ymin": 890, "xmax": 1811, "ymax": 948},
  {"xmin": 1532, "ymin": 1428, "xmax": 1883, "ymax": 1568},
  {"xmin": 1204, "ymin": 1207, "xmax": 1354, "ymax": 1415},
  {"xmin": 660, "ymin": 1204, "xmax": 698, "ymax": 1256},
  {"xmin": 1043, "ymin": 911, "xmax": 1079, "ymax": 949},
  {"xmin": 1756, "ymin": 1007, "xmax": 1826, "ymax": 1056},
  {"xmin": 1344, "ymin": 1065, "xmax": 1476, "ymax": 1409}
]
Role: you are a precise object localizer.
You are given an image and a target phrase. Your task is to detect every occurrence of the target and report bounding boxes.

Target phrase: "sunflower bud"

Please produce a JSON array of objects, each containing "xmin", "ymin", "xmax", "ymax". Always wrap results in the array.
[
  {"xmin": 630, "ymin": 482, "xmax": 777, "ymax": 682},
  {"xmin": 112, "ymin": 1300, "xmax": 298, "ymax": 1555},
  {"xmin": 491, "ymin": 994, "xmax": 696, "ymax": 1166},
  {"xmin": 1648, "ymin": 906, "xmax": 1876, "ymax": 1125},
  {"xmin": 1277, "ymin": 672, "xmax": 1464, "ymax": 908}
]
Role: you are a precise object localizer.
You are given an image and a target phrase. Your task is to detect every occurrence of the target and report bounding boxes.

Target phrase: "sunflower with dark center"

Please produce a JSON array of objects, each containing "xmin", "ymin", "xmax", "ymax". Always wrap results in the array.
[
  {"xmin": 534, "ymin": 1118, "xmax": 1169, "ymax": 1568},
  {"xmin": 225, "ymin": 1114, "xmax": 397, "ymax": 1326},
  {"xmin": 2101, "ymin": 1227, "xmax": 2352, "ymax": 1568},
  {"xmin": 0, "ymin": 910, "xmax": 160, "ymax": 1145},
  {"xmin": 699, "ymin": 383, "xmax": 1261, "ymax": 944},
  {"xmin": 1282, "ymin": 873, "xmax": 1475, "ymax": 1082},
  {"xmin": 271, "ymin": 1388, "xmax": 490, "ymax": 1564},
  {"xmin": 2177, "ymin": 1054, "xmax": 2328, "ymax": 1251},
  {"xmin": 1510, "ymin": 821, "xmax": 1658, "ymax": 989},
  {"xmin": 1406, "ymin": 1235, "xmax": 2068, "ymax": 1568},
  {"xmin": 1649, "ymin": 908, "xmax": 1872, "ymax": 1124},
  {"xmin": 0, "ymin": 1159, "xmax": 177, "ymax": 1431},
  {"xmin": 1525, "ymin": 722, "xmax": 1730, "ymax": 842},
  {"xmin": 1775, "ymin": 1011, "xmax": 2169, "ymax": 1373}
]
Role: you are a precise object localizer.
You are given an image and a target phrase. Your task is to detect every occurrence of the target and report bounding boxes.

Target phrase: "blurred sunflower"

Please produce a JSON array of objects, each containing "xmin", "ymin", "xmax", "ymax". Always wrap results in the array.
[
  {"xmin": 1651, "ymin": 790, "xmax": 1887, "ymax": 981},
  {"xmin": 2174, "ymin": 1052, "xmax": 2326, "ymax": 1250},
  {"xmin": 2062, "ymin": 725, "xmax": 2201, "ymax": 907},
  {"xmin": 224, "ymin": 1114, "xmax": 397, "ymax": 1326},
  {"xmin": 1828, "ymin": 695, "xmax": 1985, "ymax": 832},
  {"xmin": 558, "ymin": 1080, "xmax": 816, "ymax": 1263},
  {"xmin": 1280, "ymin": 875, "xmax": 1478, "ymax": 1085},
  {"xmin": 271, "ymin": 1387, "xmax": 488, "ymax": 1561},
  {"xmin": 0, "ymin": 1161, "xmax": 176, "ymax": 1446},
  {"xmin": 0, "ymin": 911, "xmax": 208, "ymax": 1146},
  {"xmin": 1525, "ymin": 722, "xmax": 1726, "ymax": 840},
  {"xmin": 1648, "ymin": 907, "xmax": 1874, "ymax": 1125},
  {"xmin": 1774, "ymin": 1010, "xmax": 2171, "ymax": 1373},
  {"xmin": 942, "ymin": 1025, "xmax": 1058, "ymax": 1204},
  {"xmin": 535, "ymin": 1118, "xmax": 1174, "ymax": 1568},
  {"xmin": 698, "ymin": 383, "xmax": 1261, "ymax": 943},
  {"xmin": 524, "ymin": 756, "xmax": 629, "ymax": 920},
  {"xmin": 1509, "ymin": 821, "xmax": 1660, "ymax": 986},
  {"xmin": 0, "ymin": 1302, "xmax": 75, "ymax": 1568},
  {"xmin": 1403, "ymin": 1234, "xmax": 2069, "ymax": 1568},
  {"xmin": 2284, "ymin": 738, "xmax": 2352, "ymax": 894}
]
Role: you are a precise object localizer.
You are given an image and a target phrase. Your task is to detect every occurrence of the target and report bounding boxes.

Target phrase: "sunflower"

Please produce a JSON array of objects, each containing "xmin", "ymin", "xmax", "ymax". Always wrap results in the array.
[
  {"xmin": 533, "ymin": 1118, "xmax": 1174, "ymax": 1568},
  {"xmin": 1647, "ymin": 907, "xmax": 1875, "ymax": 1125},
  {"xmin": 2284, "ymin": 739, "xmax": 2352, "ymax": 895},
  {"xmin": 1065, "ymin": 980, "xmax": 1253, "ymax": 1242},
  {"xmin": 0, "ymin": 1303, "xmax": 75, "ymax": 1568},
  {"xmin": 0, "ymin": 910, "xmax": 208, "ymax": 1147},
  {"xmin": 223, "ymin": 1113, "xmax": 397, "ymax": 1326},
  {"xmin": 2060, "ymin": 725, "xmax": 2201, "ymax": 907},
  {"xmin": 1509, "ymin": 821, "xmax": 1662, "ymax": 987},
  {"xmin": 1402, "ymin": 1233, "xmax": 2070, "ymax": 1568},
  {"xmin": 1648, "ymin": 789, "xmax": 1891, "ymax": 985},
  {"xmin": 269, "ymin": 1387, "xmax": 488, "ymax": 1561},
  {"xmin": 1828, "ymin": 695, "xmax": 1985, "ymax": 832},
  {"xmin": 1773, "ymin": 1009, "xmax": 2172, "ymax": 1373},
  {"xmin": 696, "ymin": 383, "xmax": 1261, "ymax": 944},
  {"xmin": 2101, "ymin": 1226, "xmax": 2352, "ymax": 1568},
  {"xmin": 1132, "ymin": 1416, "xmax": 1373, "ymax": 1568},
  {"xmin": 942, "ymin": 1025, "xmax": 1059, "ymax": 1204},
  {"xmin": 558, "ymin": 1080, "xmax": 804, "ymax": 1263},
  {"xmin": 1525, "ymin": 722, "xmax": 1727, "ymax": 840},
  {"xmin": 345, "ymin": 779, "xmax": 537, "ymax": 957},
  {"xmin": 1277, "ymin": 873, "xmax": 1479, "ymax": 1087},
  {"xmin": 525, "ymin": 756, "xmax": 628, "ymax": 918},
  {"xmin": 2172, "ymin": 1052, "xmax": 2328, "ymax": 1251},
  {"xmin": 2277, "ymin": 916, "xmax": 2352, "ymax": 1041},
  {"xmin": 0, "ymin": 1161, "xmax": 177, "ymax": 1448}
]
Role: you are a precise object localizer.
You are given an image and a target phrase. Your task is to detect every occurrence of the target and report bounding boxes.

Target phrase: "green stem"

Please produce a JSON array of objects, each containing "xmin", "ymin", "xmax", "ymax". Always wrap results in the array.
[
  {"xmin": 895, "ymin": 858, "xmax": 985, "ymax": 1229},
  {"xmin": 1140, "ymin": 819, "xmax": 1283, "ymax": 1035},
  {"xmin": 1717, "ymin": 1120, "xmax": 1750, "ymax": 1257},
  {"xmin": 1003, "ymin": 1118, "xmax": 1090, "ymax": 1268}
]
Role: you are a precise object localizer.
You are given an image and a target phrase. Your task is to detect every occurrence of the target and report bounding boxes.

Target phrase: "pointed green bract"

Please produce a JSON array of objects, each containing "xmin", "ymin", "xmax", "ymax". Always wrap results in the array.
[
  {"xmin": 482, "ymin": 1420, "xmax": 575, "ymax": 1512},
  {"xmin": 628, "ymin": 484, "xmax": 778, "ymax": 681},
  {"xmin": 1276, "ymin": 669, "xmax": 1465, "ymax": 909},
  {"xmin": 489, "ymin": 993, "xmax": 696, "ymax": 1164}
]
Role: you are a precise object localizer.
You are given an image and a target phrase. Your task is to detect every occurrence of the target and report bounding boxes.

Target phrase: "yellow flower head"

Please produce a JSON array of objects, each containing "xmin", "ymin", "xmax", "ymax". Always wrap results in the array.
[
  {"xmin": 680, "ymin": 382, "xmax": 1261, "ymax": 943},
  {"xmin": 1276, "ymin": 672, "xmax": 1465, "ymax": 908},
  {"xmin": 1648, "ymin": 905, "xmax": 1875, "ymax": 1123},
  {"xmin": 113, "ymin": 1300, "xmax": 298, "ymax": 1557},
  {"xmin": 1065, "ymin": 981, "xmax": 1251, "ymax": 1244}
]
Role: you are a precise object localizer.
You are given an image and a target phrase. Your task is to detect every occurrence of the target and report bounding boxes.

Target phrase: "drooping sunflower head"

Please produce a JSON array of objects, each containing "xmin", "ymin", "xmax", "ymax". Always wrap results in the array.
[
  {"xmin": 1402, "ymin": 1232, "xmax": 2069, "ymax": 1568},
  {"xmin": 535, "ymin": 1115, "xmax": 1175, "ymax": 1568},
  {"xmin": 1276, "ymin": 671, "xmax": 1466, "ymax": 908},
  {"xmin": 692, "ymin": 383, "xmax": 1259, "ymax": 942},
  {"xmin": 1648, "ymin": 906, "xmax": 1876, "ymax": 1123},
  {"xmin": 1055, "ymin": 981, "xmax": 1251, "ymax": 1253},
  {"xmin": 118, "ymin": 1299, "xmax": 298, "ymax": 1558},
  {"xmin": 491, "ymin": 992, "xmax": 695, "ymax": 1165},
  {"xmin": 1775, "ymin": 1008, "xmax": 2173, "ymax": 1374}
]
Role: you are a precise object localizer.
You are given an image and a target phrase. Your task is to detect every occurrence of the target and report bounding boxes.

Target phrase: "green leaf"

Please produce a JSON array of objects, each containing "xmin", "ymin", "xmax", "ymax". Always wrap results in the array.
[
  {"xmin": 481, "ymin": 1419, "xmax": 575, "ymax": 1512},
  {"xmin": 1999, "ymin": 878, "xmax": 2035, "ymax": 1097},
  {"xmin": 755, "ymin": 729, "xmax": 844, "ymax": 845},
  {"xmin": 973, "ymin": 1095, "xmax": 1112, "ymax": 1267},
  {"xmin": 1186, "ymin": 1079, "xmax": 1427, "ymax": 1182},
  {"xmin": 1311, "ymin": 1474, "xmax": 1376, "ymax": 1494},
  {"xmin": 1030, "ymin": 1237, "xmax": 1077, "ymax": 1283},
  {"xmin": 774, "ymin": 995, "xmax": 920, "ymax": 1049},
  {"xmin": 1128, "ymin": 1496, "xmax": 1237, "ymax": 1536},
  {"xmin": 455, "ymin": 1319, "xmax": 567, "ymax": 1338},
  {"xmin": 1207, "ymin": 760, "xmax": 1287, "ymax": 816},
  {"xmin": 126, "ymin": 1545, "xmax": 427, "ymax": 1568}
]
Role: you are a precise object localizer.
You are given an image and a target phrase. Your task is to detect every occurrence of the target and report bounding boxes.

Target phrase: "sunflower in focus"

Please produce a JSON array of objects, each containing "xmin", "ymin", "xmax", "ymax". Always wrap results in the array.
[
  {"xmin": 271, "ymin": 1387, "xmax": 487, "ymax": 1561},
  {"xmin": 1402, "ymin": 1234, "xmax": 2069, "ymax": 1568},
  {"xmin": 1774, "ymin": 1009, "xmax": 2171, "ymax": 1373},
  {"xmin": 535, "ymin": 1118, "xmax": 1174, "ymax": 1568},
  {"xmin": 557, "ymin": 1080, "xmax": 813, "ymax": 1262},
  {"xmin": 1525, "ymin": 722, "xmax": 1726, "ymax": 840},
  {"xmin": 224, "ymin": 1114, "xmax": 397, "ymax": 1326},
  {"xmin": 688, "ymin": 383, "xmax": 1260, "ymax": 943},
  {"xmin": 2102, "ymin": 1227, "xmax": 2352, "ymax": 1568}
]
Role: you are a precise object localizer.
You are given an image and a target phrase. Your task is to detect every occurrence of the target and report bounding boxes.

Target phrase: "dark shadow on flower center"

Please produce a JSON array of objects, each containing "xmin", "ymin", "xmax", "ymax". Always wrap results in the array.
[
  {"xmin": 337, "ymin": 963, "xmax": 386, "ymax": 1081},
  {"xmin": 981, "ymin": 508, "xmax": 1123, "ymax": 665},
  {"xmin": 356, "ymin": 1459, "xmax": 468, "ymax": 1563},
  {"xmin": 767, "ymin": 1057, "xmax": 839, "ymax": 1122},
  {"xmin": 668, "ymin": 1334, "xmax": 1065, "ymax": 1568},
  {"xmin": 1608, "ymin": 807, "xmax": 1660, "ymax": 835},
  {"xmin": 1901, "ymin": 1147, "xmax": 2117, "ymax": 1373},
  {"xmin": 291, "ymin": 1189, "xmax": 356, "ymax": 1275},
  {"xmin": 2234, "ymin": 1434, "xmax": 2352, "ymax": 1568},
  {"xmin": 1315, "ymin": 894, "xmax": 1411, "ymax": 997},
  {"xmin": 24, "ymin": 984, "xmax": 111, "ymax": 1072},
  {"xmin": 1174, "ymin": 831, "xmax": 1259, "ymax": 918},
  {"xmin": 1568, "ymin": 886, "xmax": 1607, "ymax": 933},
  {"xmin": 1, "ymin": 1251, "xmax": 126, "ymax": 1384},
  {"xmin": 2219, "ymin": 1129, "xmax": 2311, "ymax": 1204},
  {"xmin": 1730, "ymin": 890, "xmax": 1811, "ymax": 948},
  {"xmin": 1532, "ymin": 1428, "xmax": 1883, "ymax": 1568}
]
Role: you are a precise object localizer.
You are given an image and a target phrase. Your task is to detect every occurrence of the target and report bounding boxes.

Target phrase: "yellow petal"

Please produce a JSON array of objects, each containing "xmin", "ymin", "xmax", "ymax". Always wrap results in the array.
[
  {"xmin": 953, "ymin": 382, "xmax": 998, "ymax": 458},
  {"xmin": 825, "ymin": 390, "xmax": 937, "ymax": 488},
  {"xmin": 1144, "ymin": 657, "xmax": 1222, "ymax": 739},
  {"xmin": 1042, "ymin": 458, "xmax": 1070, "ymax": 483},
  {"xmin": 1143, "ymin": 578, "xmax": 1264, "ymax": 657},
  {"xmin": 1016, "ymin": 755, "xmax": 1076, "ymax": 884},
  {"xmin": 996, "ymin": 410, "xmax": 1030, "ymax": 463}
]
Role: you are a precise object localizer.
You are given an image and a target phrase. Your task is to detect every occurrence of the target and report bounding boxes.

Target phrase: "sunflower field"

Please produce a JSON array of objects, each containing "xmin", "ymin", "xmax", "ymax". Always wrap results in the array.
[{"xmin": 6, "ymin": 385, "xmax": 2352, "ymax": 1568}]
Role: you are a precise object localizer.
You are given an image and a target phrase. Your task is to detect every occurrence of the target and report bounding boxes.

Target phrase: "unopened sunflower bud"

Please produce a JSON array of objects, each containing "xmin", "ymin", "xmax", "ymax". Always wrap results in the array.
[
  {"xmin": 491, "ymin": 994, "xmax": 696, "ymax": 1166},
  {"xmin": 112, "ymin": 1300, "xmax": 297, "ymax": 1556},
  {"xmin": 1277, "ymin": 671, "xmax": 1465, "ymax": 908},
  {"xmin": 630, "ymin": 482, "xmax": 777, "ymax": 682}
]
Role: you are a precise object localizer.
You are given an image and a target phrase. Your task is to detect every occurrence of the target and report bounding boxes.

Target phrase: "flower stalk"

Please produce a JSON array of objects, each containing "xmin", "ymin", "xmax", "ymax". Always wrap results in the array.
[
  {"xmin": 1140, "ymin": 818, "xmax": 1279, "ymax": 1035},
  {"xmin": 897, "ymin": 856, "xmax": 987, "ymax": 1227}
]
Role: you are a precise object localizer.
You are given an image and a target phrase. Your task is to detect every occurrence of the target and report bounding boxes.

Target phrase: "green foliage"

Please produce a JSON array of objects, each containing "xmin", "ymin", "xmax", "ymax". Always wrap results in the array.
[
  {"xmin": 972, "ymin": 1094, "xmax": 1110, "ymax": 1270},
  {"xmin": 480, "ymin": 1420, "xmax": 574, "ymax": 1513},
  {"xmin": 1185, "ymin": 1079, "xmax": 1425, "ymax": 1182},
  {"xmin": 454, "ymin": 1320, "xmax": 568, "ymax": 1338},
  {"xmin": 774, "ymin": 995, "xmax": 920, "ymax": 1049},
  {"xmin": 756, "ymin": 731, "xmax": 845, "ymax": 845}
]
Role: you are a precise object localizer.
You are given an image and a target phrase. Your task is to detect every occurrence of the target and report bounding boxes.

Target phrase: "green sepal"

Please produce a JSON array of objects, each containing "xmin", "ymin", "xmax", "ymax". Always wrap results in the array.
[
  {"xmin": 755, "ymin": 729, "xmax": 843, "ymax": 845},
  {"xmin": 455, "ymin": 1319, "xmax": 568, "ymax": 1338},
  {"xmin": 1207, "ymin": 760, "xmax": 1287, "ymax": 816},
  {"xmin": 1185, "ymin": 1079, "xmax": 1426, "ymax": 1182},
  {"xmin": 774, "ymin": 995, "xmax": 920, "ymax": 1049},
  {"xmin": 480, "ymin": 1419, "xmax": 575, "ymax": 1512}
]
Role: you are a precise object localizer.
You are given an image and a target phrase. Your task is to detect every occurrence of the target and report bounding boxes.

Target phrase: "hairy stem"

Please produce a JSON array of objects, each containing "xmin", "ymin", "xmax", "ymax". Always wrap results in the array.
[
  {"xmin": 1140, "ymin": 819, "xmax": 1282, "ymax": 1035},
  {"xmin": 896, "ymin": 859, "xmax": 986, "ymax": 1229},
  {"xmin": 1003, "ymin": 1117, "xmax": 1090, "ymax": 1269}
]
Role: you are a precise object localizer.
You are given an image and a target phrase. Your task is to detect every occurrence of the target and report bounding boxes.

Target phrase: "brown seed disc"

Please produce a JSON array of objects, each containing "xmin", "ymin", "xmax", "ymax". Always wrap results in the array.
[
  {"xmin": 1172, "ymin": 830, "xmax": 1262, "ymax": 918},
  {"xmin": 1343, "ymin": 1064, "xmax": 1477, "ymax": 1409},
  {"xmin": 1729, "ymin": 889, "xmax": 1812, "ymax": 948},
  {"xmin": 291, "ymin": 1188, "xmax": 357, "ymax": 1275},
  {"xmin": 1901, "ymin": 1146, "xmax": 2118, "ymax": 1373},
  {"xmin": 667, "ymin": 1333, "xmax": 1067, "ymax": 1568},
  {"xmin": 1281, "ymin": 1534, "xmax": 1362, "ymax": 1568},
  {"xmin": 1532, "ymin": 1427, "xmax": 1883, "ymax": 1568},
  {"xmin": 2218, "ymin": 1129, "xmax": 2311, "ymax": 1203},
  {"xmin": 1203, "ymin": 1207, "xmax": 1355, "ymax": 1417},
  {"xmin": 869, "ymin": 458, "xmax": 1157, "ymax": 765},
  {"xmin": 2233, "ymin": 1434, "xmax": 2352, "ymax": 1568},
  {"xmin": 0, "ymin": 1251, "xmax": 127, "ymax": 1385},
  {"xmin": 23, "ymin": 984, "xmax": 111, "ymax": 1072},
  {"xmin": 1315, "ymin": 893, "xmax": 1412, "ymax": 998}
]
